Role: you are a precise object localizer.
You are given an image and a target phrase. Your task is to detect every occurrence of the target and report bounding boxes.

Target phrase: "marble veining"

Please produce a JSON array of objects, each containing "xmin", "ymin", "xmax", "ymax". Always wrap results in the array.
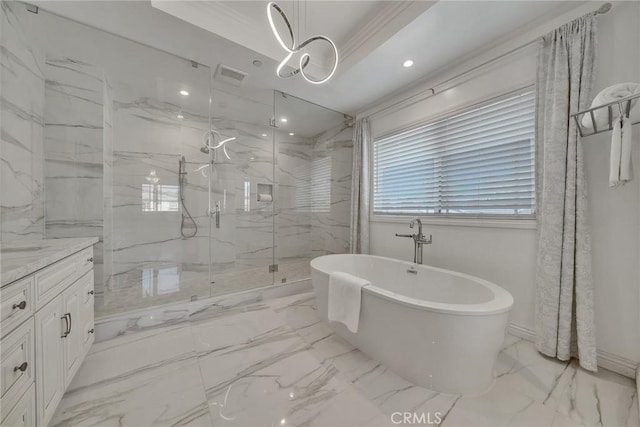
[
  {"xmin": 0, "ymin": 1, "xmax": 46, "ymax": 241},
  {"xmin": 1, "ymin": 237, "xmax": 98, "ymax": 286},
  {"xmin": 54, "ymin": 291, "xmax": 638, "ymax": 427},
  {"xmin": 43, "ymin": 54, "xmax": 107, "ymax": 293}
]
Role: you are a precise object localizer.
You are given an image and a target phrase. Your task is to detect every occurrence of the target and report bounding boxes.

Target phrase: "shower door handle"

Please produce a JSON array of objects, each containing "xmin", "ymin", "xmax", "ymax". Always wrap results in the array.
[{"xmin": 215, "ymin": 202, "xmax": 221, "ymax": 229}]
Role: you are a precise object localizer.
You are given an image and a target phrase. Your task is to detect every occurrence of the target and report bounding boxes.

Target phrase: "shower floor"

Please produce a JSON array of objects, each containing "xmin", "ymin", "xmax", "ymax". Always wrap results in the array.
[{"xmin": 96, "ymin": 257, "xmax": 313, "ymax": 318}]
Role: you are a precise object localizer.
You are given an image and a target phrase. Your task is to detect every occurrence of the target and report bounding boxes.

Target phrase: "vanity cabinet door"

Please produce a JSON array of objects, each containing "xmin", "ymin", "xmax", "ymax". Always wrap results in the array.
[
  {"xmin": 34, "ymin": 294, "xmax": 65, "ymax": 427},
  {"xmin": 62, "ymin": 279, "xmax": 83, "ymax": 389}
]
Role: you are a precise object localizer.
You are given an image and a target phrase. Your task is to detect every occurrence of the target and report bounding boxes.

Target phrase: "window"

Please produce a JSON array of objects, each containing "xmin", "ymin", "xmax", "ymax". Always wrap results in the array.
[
  {"xmin": 373, "ymin": 90, "xmax": 535, "ymax": 217},
  {"xmin": 141, "ymin": 184, "xmax": 179, "ymax": 212},
  {"xmin": 311, "ymin": 157, "xmax": 331, "ymax": 213},
  {"xmin": 293, "ymin": 157, "xmax": 331, "ymax": 213}
]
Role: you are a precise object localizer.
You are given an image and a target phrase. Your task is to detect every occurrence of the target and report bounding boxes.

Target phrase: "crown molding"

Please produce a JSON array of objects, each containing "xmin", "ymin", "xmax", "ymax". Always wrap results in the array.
[{"xmin": 337, "ymin": 1, "xmax": 436, "ymax": 72}]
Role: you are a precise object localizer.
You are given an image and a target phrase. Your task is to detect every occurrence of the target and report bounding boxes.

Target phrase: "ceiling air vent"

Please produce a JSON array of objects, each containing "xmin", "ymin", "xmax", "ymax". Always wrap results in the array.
[{"xmin": 215, "ymin": 64, "xmax": 248, "ymax": 87}]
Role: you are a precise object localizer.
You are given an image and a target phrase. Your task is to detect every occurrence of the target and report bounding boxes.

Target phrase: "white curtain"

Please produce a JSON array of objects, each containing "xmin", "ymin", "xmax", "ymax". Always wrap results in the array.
[
  {"xmin": 535, "ymin": 13, "xmax": 598, "ymax": 371},
  {"xmin": 350, "ymin": 118, "xmax": 371, "ymax": 254}
]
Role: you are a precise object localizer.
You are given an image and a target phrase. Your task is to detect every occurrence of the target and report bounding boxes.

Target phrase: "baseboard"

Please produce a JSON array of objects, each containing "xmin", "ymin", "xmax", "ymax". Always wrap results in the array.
[
  {"xmin": 507, "ymin": 323, "xmax": 536, "ymax": 342},
  {"xmin": 507, "ymin": 323, "xmax": 638, "ymax": 379}
]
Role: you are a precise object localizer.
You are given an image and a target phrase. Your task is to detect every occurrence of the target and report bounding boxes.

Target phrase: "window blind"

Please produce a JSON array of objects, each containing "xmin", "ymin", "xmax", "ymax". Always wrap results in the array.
[{"xmin": 373, "ymin": 90, "xmax": 535, "ymax": 216}]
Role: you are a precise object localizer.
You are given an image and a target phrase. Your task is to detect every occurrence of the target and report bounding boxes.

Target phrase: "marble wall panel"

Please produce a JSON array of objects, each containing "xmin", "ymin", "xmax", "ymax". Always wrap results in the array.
[
  {"xmin": 275, "ymin": 136, "xmax": 313, "ymax": 263},
  {"xmin": 43, "ymin": 56, "xmax": 105, "ymax": 288},
  {"xmin": 0, "ymin": 2, "xmax": 45, "ymax": 241}
]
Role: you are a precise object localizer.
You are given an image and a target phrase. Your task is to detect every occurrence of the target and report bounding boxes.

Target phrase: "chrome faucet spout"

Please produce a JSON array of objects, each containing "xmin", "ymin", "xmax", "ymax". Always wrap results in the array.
[
  {"xmin": 409, "ymin": 218, "xmax": 423, "ymax": 237},
  {"xmin": 396, "ymin": 218, "xmax": 432, "ymax": 264}
]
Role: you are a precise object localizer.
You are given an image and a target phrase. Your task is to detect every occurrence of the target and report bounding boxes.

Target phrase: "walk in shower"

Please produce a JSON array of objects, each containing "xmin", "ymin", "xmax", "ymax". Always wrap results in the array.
[{"xmin": 0, "ymin": 3, "xmax": 353, "ymax": 318}]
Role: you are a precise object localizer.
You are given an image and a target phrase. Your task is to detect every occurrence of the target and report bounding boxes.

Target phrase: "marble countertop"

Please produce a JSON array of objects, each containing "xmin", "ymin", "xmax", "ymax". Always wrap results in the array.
[{"xmin": 1, "ymin": 237, "xmax": 99, "ymax": 287}]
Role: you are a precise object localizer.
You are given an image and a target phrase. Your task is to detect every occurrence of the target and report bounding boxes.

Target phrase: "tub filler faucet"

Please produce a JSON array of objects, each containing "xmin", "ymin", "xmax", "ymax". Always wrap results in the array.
[{"xmin": 395, "ymin": 218, "xmax": 432, "ymax": 264}]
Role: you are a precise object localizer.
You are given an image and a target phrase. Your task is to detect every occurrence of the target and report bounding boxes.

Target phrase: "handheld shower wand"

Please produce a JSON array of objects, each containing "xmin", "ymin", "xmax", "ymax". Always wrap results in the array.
[{"xmin": 179, "ymin": 156, "xmax": 198, "ymax": 239}]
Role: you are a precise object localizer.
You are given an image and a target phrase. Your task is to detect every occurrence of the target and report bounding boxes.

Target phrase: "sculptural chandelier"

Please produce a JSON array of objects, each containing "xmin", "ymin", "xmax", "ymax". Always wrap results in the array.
[{"xmin": 266, "ymin": 1, "xmax": 338, "ymax": 85}]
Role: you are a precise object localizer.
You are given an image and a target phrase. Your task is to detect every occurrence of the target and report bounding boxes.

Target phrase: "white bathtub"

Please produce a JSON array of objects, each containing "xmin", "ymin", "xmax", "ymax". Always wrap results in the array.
[{"xmin": 311, "ymin": 254, "xmax": 514, "ymax": 395}]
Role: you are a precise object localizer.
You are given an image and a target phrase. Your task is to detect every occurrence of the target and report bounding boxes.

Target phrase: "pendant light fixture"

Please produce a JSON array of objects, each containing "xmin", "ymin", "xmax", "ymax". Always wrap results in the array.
[{"xmin": 266, "ymin": 1, "xmax": 338, "ymax": 85}]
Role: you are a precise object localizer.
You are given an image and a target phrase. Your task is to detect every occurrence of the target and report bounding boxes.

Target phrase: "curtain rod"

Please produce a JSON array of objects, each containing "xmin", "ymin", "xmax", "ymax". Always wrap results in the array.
[{"xmin": 367, "ymin": 2, "xmax": 612, "ymax": 120}]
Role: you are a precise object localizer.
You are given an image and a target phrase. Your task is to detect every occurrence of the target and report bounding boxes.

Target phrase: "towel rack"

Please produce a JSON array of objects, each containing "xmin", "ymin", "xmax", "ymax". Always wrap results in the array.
[{"xmin": 571, "ymin": 92, "xmax": 640, "ymax": 137}]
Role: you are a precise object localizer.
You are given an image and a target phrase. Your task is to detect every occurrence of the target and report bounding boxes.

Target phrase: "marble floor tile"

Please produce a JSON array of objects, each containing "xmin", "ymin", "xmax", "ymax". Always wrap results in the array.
[
  {"xmin": 441, "ymin": 386, "xmax": 557, "ymax": 427},
  {"xmin": 53, "ymin": 324, "xmax": 207, "ymax": 427},
  {"xmin": 494, "ymin": 337, "xmax": 572, "ymax": 408},
  {"xmin": 552, "ymin": 360, "xmax": 637, "ymax": 427},
  {"xmin": 204, "ymin": 351, "xmax": 348, "ymax": 426},
  {"xmin": 68, "ymin": 325, "xmax": 197, "ymax": 392},
  {"xmin": 54, "ymin": 290, "xmax": 638, "ymax": 427},
  {"xmin": 351, "ymin": 363, "xmax": 445, "ymax": 416},
  {"xmin": 269, "ymin": 293, "xmax": 320, "ymax": 330},
  {"xmin": 190, "ymin": 304, "xmax": 291, "ymax": 356},
  {"xmin": 52, "ymin": 360, "xmax": 211, "ymax": 427}
]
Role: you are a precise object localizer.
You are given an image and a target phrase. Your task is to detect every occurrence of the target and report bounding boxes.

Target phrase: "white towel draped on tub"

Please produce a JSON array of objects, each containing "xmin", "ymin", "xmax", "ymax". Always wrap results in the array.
[{"xmin": 328, "ymin": 272, "xmax": 369, "ymax": 333}]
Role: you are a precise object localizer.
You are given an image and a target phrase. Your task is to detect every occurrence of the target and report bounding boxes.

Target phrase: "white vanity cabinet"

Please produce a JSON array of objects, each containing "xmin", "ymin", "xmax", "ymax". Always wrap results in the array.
[
  {"xmin": 1, "ymin": 240, "xmax": 96, "ymax": 427},
  {"xmin": 34, "ymin": 295, "xmax": 65, "ymax": 426}
]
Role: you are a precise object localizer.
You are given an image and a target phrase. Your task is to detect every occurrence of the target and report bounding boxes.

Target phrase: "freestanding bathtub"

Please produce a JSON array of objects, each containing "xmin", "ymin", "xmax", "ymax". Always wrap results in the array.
[{"xmin": 311, "ymin": 254, "xmax": 513, "ymax": 395}]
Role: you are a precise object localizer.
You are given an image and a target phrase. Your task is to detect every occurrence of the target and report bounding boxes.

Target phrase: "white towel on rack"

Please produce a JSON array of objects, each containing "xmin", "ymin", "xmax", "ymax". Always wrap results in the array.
[
  {"xmin": 609, "ymin": 119, "xmax": 623, "ymax": 187},
  {"xmin": 328, "ymin": 272, "xmax": 368, "ymax": 333},
  {"xmin": 620, "ymin": 117, "xmax": 634, "ymax": 183},
  {"xmin": 582, "ymin": 82, "xmax": 640, "ymax": 130},
  {"xmin": 610, "ymin": 116, "xmax": 634, "ymax": 187}
]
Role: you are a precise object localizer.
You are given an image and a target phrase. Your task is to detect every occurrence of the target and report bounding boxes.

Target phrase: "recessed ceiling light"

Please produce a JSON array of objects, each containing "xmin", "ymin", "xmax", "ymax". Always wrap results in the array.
[
  {"xmin": 177, "ymin": 114, "xmax": 184, "ymax": 119},
  {"xmin": 403, "ymin": 59, "xmax": 414, "ymax": 68},
  {"xmin": 261, "ymin": 133, "xmax": 268, "ymax": 137},
  {"xmin": 253, "ymin": 59, "xmax": 263, "ymax": 67},
  {"xmin": 180, "ymin": 90, "xmax": 189, "ymax": 96},
  {"xmin": 280, "ymin": 117, "xmax": 287, "ymax": 123},
  {"xmin": 289, "ymin": 132, "xmax": 295, "ymax": 136}
]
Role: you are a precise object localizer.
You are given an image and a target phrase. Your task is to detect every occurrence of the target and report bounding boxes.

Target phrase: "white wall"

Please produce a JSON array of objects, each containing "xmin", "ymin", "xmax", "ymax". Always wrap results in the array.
[{"xmin": 366, "ymin": 2, "xmax": 640, "ymax": 370}]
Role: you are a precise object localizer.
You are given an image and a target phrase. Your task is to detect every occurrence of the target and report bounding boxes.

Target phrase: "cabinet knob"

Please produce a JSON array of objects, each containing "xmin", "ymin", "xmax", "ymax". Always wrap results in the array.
[
  {"xmin": 88, "ymin": 290, "xmax": 95, "ymax": 295},
  {"xmin": 13, "ymin": 362, "xmax": 28, "ymax": 372},
  {"xmin": 12, "ymin": 301, "xmax": 27, "ymax": 310},
  {"xmin": 88, "ymin": 328, "xmax": 95, "ymax": 334},
  {"xmin": 87, "ymin": 257, "xmax": 94, "ymax": 263}
]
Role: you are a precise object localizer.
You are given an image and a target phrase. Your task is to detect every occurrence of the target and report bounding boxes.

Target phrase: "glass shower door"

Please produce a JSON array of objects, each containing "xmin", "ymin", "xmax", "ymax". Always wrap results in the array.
[
  {"xmin": 273, "ymin": 92, "xmax": 354, "ymax": 284},
  {"xmin": 207, "ymin": 85, "xmax": 275, "ymax": 296}
]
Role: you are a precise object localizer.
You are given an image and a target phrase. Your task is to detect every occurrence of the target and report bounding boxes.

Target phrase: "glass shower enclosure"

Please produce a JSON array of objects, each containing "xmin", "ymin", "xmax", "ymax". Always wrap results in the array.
[{"xmin": 0, "ymin": 3, "xmax": 353, "ymax": 319}]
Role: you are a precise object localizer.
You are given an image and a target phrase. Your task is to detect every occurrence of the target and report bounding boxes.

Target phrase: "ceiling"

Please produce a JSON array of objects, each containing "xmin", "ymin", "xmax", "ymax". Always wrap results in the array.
[{"xmin": 34, "ymin": 1, "xmax": 586, "ymax": 115}]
